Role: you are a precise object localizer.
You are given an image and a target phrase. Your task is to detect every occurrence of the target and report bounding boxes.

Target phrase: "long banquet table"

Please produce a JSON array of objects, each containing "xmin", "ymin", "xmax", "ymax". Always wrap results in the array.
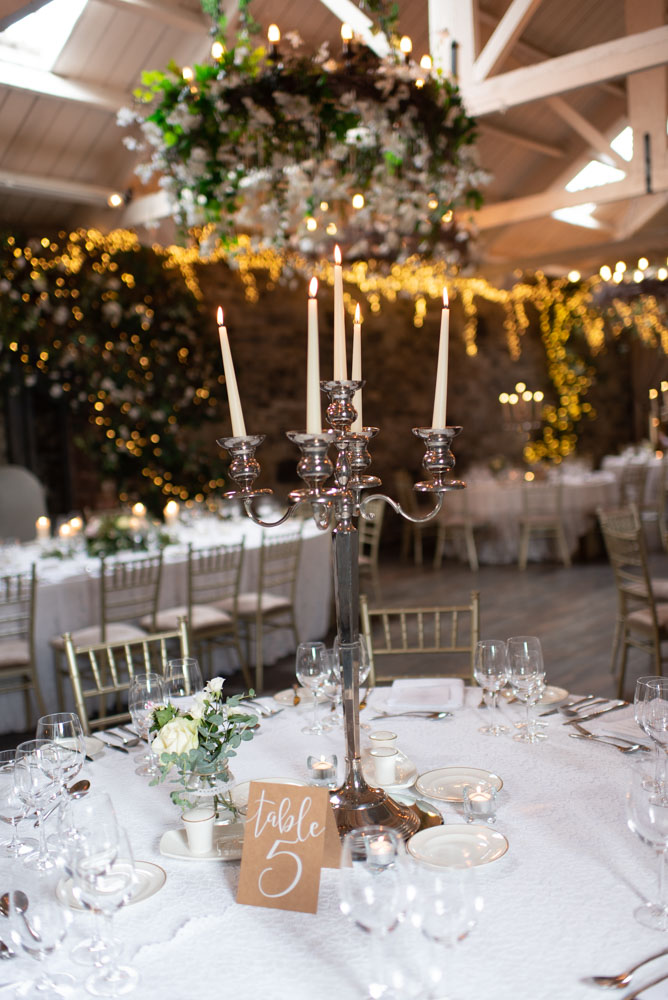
[
  {"xmin": 0, "ymin": 516, "xmax": 332, "ymax": 734},
  {"xmin": 5, "ymin": 690, "xmax": 667, "ymax": 1000}
]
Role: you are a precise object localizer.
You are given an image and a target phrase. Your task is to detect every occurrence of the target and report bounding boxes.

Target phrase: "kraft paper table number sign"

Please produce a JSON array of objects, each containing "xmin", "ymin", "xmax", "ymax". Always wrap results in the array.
[{"xmin": 237, "ymin": 781, "xmax": 340, "ymax": 913}]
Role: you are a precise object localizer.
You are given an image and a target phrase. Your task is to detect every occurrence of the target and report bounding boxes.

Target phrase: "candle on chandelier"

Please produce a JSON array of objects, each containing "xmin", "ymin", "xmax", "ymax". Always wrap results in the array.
[
  {"xmin": 217, "ymin": 307, "xmax": 247, "ymax": 437},
  {"xmin": 431, "ymin": 288, "xmax": 450, "ymax": 429},
  {"xmin": 306, "ymin": 277, "xmax": 321, "ymax": 434},
  {"xmin": 351, "ymin": 303, "xmax": 363, "ymax": 432},
  {"xmin": 333, "ymin": 245, "xmax": 347, "ymax": 380}
]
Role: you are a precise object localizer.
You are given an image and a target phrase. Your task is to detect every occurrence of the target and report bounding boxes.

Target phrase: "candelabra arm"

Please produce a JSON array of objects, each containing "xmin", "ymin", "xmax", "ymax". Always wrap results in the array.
[
  {"xmin": 241, "ymin": 498, "xmax": 300, "ymax": 528},
  {"xmin": 359, "ymin": 491, "xmax": 444, "ymax": 524}
]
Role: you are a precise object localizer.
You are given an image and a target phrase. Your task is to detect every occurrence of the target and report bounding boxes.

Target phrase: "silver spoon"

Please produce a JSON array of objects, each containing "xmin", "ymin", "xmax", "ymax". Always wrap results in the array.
[
  {"xmin": 36, "ymin": 778, "xmax": 91, "ymax": 827},
  {"xmin": 584, "ymin": 948, "xmax": 668, "ymax": 989},
  {"xmin": 370, "ymin": 710, "xmax": 453, "ymax": 720},
  {"xmin": 569, "ymin": 733, "xmax": 645, "ymax": 754}
]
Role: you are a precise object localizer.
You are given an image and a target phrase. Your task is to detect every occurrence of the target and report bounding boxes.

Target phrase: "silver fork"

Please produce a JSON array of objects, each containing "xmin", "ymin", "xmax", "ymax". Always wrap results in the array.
[
  {"xmin": 584, "ymin": 947, "xmax": 668, "ymax": 989},
  {"xmin": 569, "ymin": 723, "xmax": 648, "ymax": 753}
]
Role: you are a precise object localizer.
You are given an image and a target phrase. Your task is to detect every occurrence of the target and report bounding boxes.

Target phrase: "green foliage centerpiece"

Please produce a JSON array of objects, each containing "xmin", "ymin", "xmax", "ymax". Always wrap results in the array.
[{"xmin": 150, "ymin": 677, "xmax": 257, "ymax": 812}]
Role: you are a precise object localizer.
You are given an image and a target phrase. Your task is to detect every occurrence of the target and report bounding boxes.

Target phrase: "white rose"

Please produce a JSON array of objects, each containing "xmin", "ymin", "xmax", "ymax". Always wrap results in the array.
[
  {"xmin": 153, "ymin": 717, "xmax": 198, "ymax": 757},
  {"xmin": 207, "ymin": 677, "xmax": 224, "ymax": 695}
]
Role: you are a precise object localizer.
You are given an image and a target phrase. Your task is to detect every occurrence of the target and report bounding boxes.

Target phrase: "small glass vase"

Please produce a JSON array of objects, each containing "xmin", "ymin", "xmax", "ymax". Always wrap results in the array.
[{"xmin": 175, "ymin": 763, "xmax": 235, "ymax": 819}]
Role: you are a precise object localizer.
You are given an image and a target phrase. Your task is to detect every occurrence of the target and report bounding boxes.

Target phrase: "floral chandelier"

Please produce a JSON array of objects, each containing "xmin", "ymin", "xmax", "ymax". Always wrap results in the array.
[{"xmin": 122, "ymin": 0, "xmax": 487, "ymax": 268}]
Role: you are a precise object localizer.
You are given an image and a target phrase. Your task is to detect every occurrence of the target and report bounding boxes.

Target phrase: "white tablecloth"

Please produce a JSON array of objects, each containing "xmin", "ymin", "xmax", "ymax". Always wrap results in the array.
[
  {"xmin": 4, "ymin": 692, "xmax": 666, "ymax": 999},
  {"xmin": 1, "ymin": 517, "xmax": 332, "ymax": 733},
  {"xmin": 439, "ymin": 472, "xmax": 617, "ymax": 565}
]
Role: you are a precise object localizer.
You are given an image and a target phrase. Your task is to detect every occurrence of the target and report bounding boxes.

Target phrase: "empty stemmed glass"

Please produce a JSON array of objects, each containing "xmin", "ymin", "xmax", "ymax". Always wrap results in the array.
[
  {"xmin": 36, "ymin": 711, "xmax": 85, "ymax": 835},
  {"xmin": 14, "ymin": 739, "xmax": 60, "ymax": 871},
  {"xmin": 334, "ymin": 636, "xmax": 372, "ymax": 731},
  {"xmin": 5, "ymin": 877, "xmax": 74, "ymax": 998},
  {"xmin": 507, "ymin": 636, "xmax": 546, "ymax": 743},
  {"xmin": 627, "ymin": 759, "xmax": 668, "ymax": 930},
  {"xmin": 0, "ymin": 749, "xmax": 36, "ymax": 858},
  {"xmin": 474, "ymin": 640, "xmax": 509, "ymax": 736},
  {"xmin": 339, "ymin": 825, "xmax": 405, "ymax": 1000},
  {"xmin": 128, "ymin": 672, "xmax": 165, "ymax": 777},
  {"xmin": 635, "ymin": 677, "xmax": 665, "ymax": 792},
  {"xmin": 164, "ymin": 657, "xmax": 204, "ymax": 707},
  {"xmin": 295, "ymin": 641, "xmax": 330, "ymax": 735}
]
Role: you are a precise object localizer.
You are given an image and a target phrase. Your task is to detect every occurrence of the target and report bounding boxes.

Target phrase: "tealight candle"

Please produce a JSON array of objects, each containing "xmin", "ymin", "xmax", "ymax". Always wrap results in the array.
[
  {"xmin": 69, "ymin": 516, "xmax": 83, "ymax": 536},
  {"xmin": 368, "ymin": 746, "xmax": 398, "ymax": 786},
  {"xmin": 462, "ymin": 780, "xmax": 497, "ymax": 824},
  {"xmin": 366, "ymin": 834, "xmax": 395, "ymax": 867},
  {"xmin": 307, "ymin": 754, "xmax": 338, "ymax": 786},
  {"xmin": 368, "ymin": 730, "xmax": 398, "ymax": 747},
  {"xmin": 58, "ymin": 522, "xmax": 72, "ymax": 540},
  {"xmin": 35, "ymin": 516, "xmax": 50, "ymax": 541},
  {"xmin": 132, "ymin": 502, "xmax": 147, "ymax": 519},
  {"xmin": 163, "ymin": 500, "xmax": 179, "ymax": 527}
]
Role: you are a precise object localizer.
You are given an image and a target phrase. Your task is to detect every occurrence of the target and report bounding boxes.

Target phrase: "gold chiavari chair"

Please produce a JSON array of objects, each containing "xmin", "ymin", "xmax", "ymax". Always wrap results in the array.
[
  {"xmin": 517, "ymin": 482, "xmax": 571, "ymax": 570},
  {"xmin": 0, "ymin": 565, "xmax": 45, "ymax": 727}
]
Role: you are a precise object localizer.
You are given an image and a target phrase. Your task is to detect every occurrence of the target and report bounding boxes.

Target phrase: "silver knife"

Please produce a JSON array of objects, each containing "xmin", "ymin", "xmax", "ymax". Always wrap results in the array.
[
  {"xmin": 563, "ymin": 702, "xmax": 628, "ymax": 726},
  {"xmin": 97, "ymin": 738, "xmax": 129, "ymax": 753}
]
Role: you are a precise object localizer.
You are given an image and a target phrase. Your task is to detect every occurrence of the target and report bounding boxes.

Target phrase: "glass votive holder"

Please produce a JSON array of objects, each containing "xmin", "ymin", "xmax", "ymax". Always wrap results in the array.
[
  {"xmin": 368, "ymin": 730, "xmax": 398, "ymax": 748},
  {"xmin": 462, "ymin": 780, "xmax": 497, "ymax": 825},
  {"xmin": 368, "ymin": 746, "xmax": 398, "ymax": 786},
  {"xmin": 307, "ymin": 754, "xmax": 338, "ymax": 787}
]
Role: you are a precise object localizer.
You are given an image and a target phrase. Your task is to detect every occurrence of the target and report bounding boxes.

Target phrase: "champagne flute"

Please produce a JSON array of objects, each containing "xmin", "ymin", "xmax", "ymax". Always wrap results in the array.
[
  {"xmin": 627, "ymin": 759, "xmax": 668, "ymax": 930},
  {"xmin": 339, "ymin": 825, "xmax": 404, "ymax": 1000},
  {"xmin": 507, "ymin": 636, "xmax": 546, "ymax": 743},
  {"xmin": 295, "ymin": 641, "xmax": 330, "ymax": 735},
  {"xmin": 474, "ymin": 640, "xmax": 509, "ymax": 736},
  {"xmin": 128, "ymin": 672, "xmax": 165, "ymax": 777}
]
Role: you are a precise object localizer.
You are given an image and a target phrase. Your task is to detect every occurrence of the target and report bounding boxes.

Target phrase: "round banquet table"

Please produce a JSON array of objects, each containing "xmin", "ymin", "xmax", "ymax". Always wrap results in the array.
[
  {"xmin": 0, "ymin": 516, "xmax": 332, "ymax": 734},
  {"xmin": 439, "ymin": 471, "xmax": 618, "ymax": 565},
  {"xmin": 4, "ymin": 690, "xmax": 666, "ymax": 1000}
]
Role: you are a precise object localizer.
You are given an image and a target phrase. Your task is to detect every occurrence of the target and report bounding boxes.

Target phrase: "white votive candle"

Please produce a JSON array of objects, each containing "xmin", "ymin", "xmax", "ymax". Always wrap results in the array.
[
  {"xmin": 36, "ymin": 516, "xmax": 50, "ymax": 541},
  {"xmin": 69, "ymin": 516, "xmax": 83, "ymax": 536},
  {"xmin": 366, "ymin": 834, "xmax": 395, "ymax": 867},
  {"xmin": 132, "ymin": 502, "xmax": 146, "ymax": 519},
  {"xmin": 368, "ymin": 746, "xmax": 398, "ymax": 785},
  {"xmin": 58, "ymin": 523, "xmax": 71, "ymax": 540},
  {"xmin": 163, "ymin": 500, "xmax": 179, "ymax": 527}
]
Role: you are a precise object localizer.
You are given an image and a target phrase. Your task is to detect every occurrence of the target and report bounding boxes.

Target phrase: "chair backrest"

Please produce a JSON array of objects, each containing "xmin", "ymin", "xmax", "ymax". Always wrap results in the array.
[
  {"xmin": 360, "ymin": 591, "xmax": 480, "ymax": 684},
  {"xmin": 62, "ymin": 618, "xmax": 189, "ymax": 734},
  {"xmin": 187, "ymin": 540, "xmax": 245, "ymax": 613},
  {"xmin": 0, "ymin": 465, "xmax": 47, "ymax": 543},
  {"xmin": 100, "ymin": 552, "xmax": 163, "ymax": 633},
  {"xmin": 0, "ymin": 565, "xmax": 35, "ymax": 649},
  {"xmin": 522, "ymin": 482, "xmax": 563, "ymax": 518},
  {"xmin": 619, "ymin": 463, "xmax": 648, "ymax": 507},
  {"xmin": 258, "ymin": 528, "xmax": 303, "ymax": 600},
  {"xmin": 358, "ymin": 499, "xmax": 386, "ymax": 563},
  {"xmin": 597, "ymin": 504, "xmax": 655, "ymax": 616}
]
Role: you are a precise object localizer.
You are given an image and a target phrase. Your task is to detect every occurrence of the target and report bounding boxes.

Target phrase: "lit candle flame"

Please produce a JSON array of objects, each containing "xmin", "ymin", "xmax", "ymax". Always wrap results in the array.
[
  {"xmin": 309, "ymin": 277, "xmax": 318, "ymax": 298},
  {"xmin": 354, "ymin": 303, "xmax": 361, "ymax": 324},
  {"xmin": 334, "ymin": 244, "xmax": 342, "ymax": 266},
  {"xmin": 341, "ymin": 23, "xmax": 353, "ymax": 41},
  {"xmin": 267, "ymin": 23, "xmax": 280, "ymax": 43},
  {"xmin": 216, "ymin": 306, "xmax": 224, "ymax": 326},
  {"xmin": 443, "ymin": 287, "xmax": 449, "ymax": 308}
]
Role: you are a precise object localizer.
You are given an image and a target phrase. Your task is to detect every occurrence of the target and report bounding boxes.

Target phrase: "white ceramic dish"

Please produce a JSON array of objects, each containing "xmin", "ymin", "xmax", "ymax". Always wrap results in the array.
[
  {"xmin": 274, "ymin": 688, "xmax": 314, "ymax": 706},
  {"xmin": 362, "ymin": 752, "xmax": 418, "ymax": 791},
  {"xmin": 57, "ymin": 860, "xmax": 166, "ymax": 910},
  {"xmin": 159, "ymin": 823, "xmax": 245, "ymax": 861},
  {"xmin": 537, "ymin": 685, "xmax": 568, "ymax": 706},
  {"xmin": 407, "ymin": 824, "xmax": 509, "ymax": 868},
  {"xmin": 85, "ymin": 737, "xmax": 104, "ymax": 757},
  {"xmin": 416, "ymin": 767, "xmax": 503, "ymax": 803},
  {"xmin": 230, "ymin": 777, "xmax": 310, "ymax": 814}
]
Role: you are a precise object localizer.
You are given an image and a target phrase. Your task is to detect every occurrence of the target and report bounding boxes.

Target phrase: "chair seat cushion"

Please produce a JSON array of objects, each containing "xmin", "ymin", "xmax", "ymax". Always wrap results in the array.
[
  {"xmin": 143, "ymin": 604, "xmax": 231, "ymax": 632},
  {"xmin": 51, "ymin": 622, "xmax": 147, "ymax": 650},
  {"xmin": 628, "ymin": 603, "xmax": 668, "ymax": 633},
  {"xmin": 218, "ymin": 592, "xmax": 291, "ymax": 616},
  {"xmin": 0, "ymin": 638, "xmax": 30, "ymax": 666}
]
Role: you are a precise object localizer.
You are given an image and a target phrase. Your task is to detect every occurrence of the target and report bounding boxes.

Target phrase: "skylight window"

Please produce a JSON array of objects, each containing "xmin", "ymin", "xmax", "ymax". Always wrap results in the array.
[
  {"xmin": 0, "ymin": 0, "xmax": 87, "ymax": 71},
  {"xmin": 552, "ymin": 124, "xmax": 629, "ymax": 229}
]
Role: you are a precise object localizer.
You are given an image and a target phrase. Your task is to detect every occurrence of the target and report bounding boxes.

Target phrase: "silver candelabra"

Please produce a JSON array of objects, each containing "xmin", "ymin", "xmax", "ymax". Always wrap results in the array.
[{"xmin": 219, "ymin": 378, "xmax": 466, "ymax": 839}]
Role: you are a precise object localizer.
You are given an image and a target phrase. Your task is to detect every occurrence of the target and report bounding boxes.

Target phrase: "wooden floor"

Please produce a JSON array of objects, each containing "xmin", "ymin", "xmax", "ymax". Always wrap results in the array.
[{"xmin": 4, "ymin": 542, "xmax": 666, "ymax": 750}]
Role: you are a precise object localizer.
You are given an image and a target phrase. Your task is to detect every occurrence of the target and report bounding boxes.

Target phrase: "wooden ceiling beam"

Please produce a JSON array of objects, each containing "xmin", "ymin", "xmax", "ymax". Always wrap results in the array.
[
  {"xmin": 95, "ymin": 0, "xmax": 209, "ymax": 34},
  {"xmin": 314, "ymin": 0, "xmax": 390, "ymax": 57},
  {"xmin": 546, "ymin": 97, "xmax": 628, "ymax": 170},
  {"xmin": 119, "ymin": 189, "xmax": 171, "ymax": 227},
  {"xmin": 0, "ymin": 58, "xmax": 127, "ymax": 110},
  {"xmin": 479, "ymin": 120, "xmax": 565, "ymax": 158},
  {"xmin": 462, "ymin": 25, "xmax": 668, "ymax": 116},
  {"xmin": 0, "ymin": 168, "xmax": 117, "ymax": 206},
  {"xmin": 0, "ymin": 1, "xmax": 51, "ymax": 31},
  {"xmin": 472, "ymin": 0, "xmax": 543, "ymax": 82}
]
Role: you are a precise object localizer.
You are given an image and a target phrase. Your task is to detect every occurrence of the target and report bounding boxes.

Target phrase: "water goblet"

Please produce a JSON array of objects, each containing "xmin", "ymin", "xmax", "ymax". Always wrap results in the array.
[
  {"xmin": 626, "ymin": 758, "xmax": 668, "ymax": 930},
  {"xmin": 295, "ymin": 641, "xmax": 330, "ymax": 736},
  {"xmin": 474, "ymin": 639, "xmax": 509, "ymax": 736},
  {"xmin": 339, "ymin": 825, "xmax": 404, "ymax": 1000},
  {"xmin": 634, "ymin": 676, "xmax": 665, "ymax": 791},
  {"xmin": 14, "ymin": 739, "xmax": 60, "ymax": 871},
  {"xmin": 507, "ymin": 635, "xmax": 546, "ymax": 743},
  {"xmin": 5, "ymin": 880, "xmax": 74, "ymax": 998},
  {"xmin": 128, "ymin": 672, "xmax": 165, "ymax": 777},
  {"xmin": 36, "ymin": 711, "xmax": 85, "ymax": 835},
  {"xmin": 0, "ymin": 749, "xmax": 36, "ymax": 858},
  {"xmin": 164, "ymin": 657, "xmax": 204, "ymax": 707}
]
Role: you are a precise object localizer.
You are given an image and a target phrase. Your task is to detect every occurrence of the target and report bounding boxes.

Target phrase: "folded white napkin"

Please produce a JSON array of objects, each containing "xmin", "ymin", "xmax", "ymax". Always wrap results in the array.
[{"xmin": 385, "ymin": 677, "xmax": 465, "ymax": 711}]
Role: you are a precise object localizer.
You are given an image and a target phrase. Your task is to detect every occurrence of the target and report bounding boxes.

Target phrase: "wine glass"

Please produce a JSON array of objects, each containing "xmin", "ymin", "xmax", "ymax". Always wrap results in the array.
[
  {"xmin": 626, "ymin": 758, "xmax": 668, "ymax": 930},
  {"xmin": 164, "ymin": 657, "xmax": 204, "ymax": 707},
  {"xmin": 0, "ymin": 749, "xmax": 36, "ymax": 858},
  {"xmin": 14, "ymin": 739, "xmax": 60, "ymax": 871},
  {"xmin": 60, "ymin": 792, "xmax": 121, "ymax": 969},
  {"xmin": 128, "ymin": 672, "xmax": 165, "ymax": 777},
  {"xmin": 295, "ymin": 641, "xmax": 330, "ymax": 736},
  {"xmin": 635, "ymin": 676, "xmax": 664, "ymax": 791},
  {"xmin": 36, "ymin": 712, "xmax": 85, "ymax": 835},
  {"xmin": 507, "ymin": 636, "xmax": 546, "ymax": 743},
  {"xmin": 5, "ymin": 879, "xmax": 73, "ymax": 998},
  {"xmin": 339, "ymin": 825, "xmax": 404, "ymax": 1000},
  {"xmin": 474, "ymin": 640, "xmax": 509, "ymax": 736}
]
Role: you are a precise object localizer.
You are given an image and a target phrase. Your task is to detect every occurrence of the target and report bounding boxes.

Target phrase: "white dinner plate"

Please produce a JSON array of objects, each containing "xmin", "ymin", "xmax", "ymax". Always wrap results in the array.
[
  {"xmin": 159, "ymin": 823, "xmax": 245, "ymax": 862},
  {"xmin": 416, "ymin": 767, "xmax": 503, "ymax": 803},
  {"xmin": 56, "ymin": 860, "xmax": 166, "ymax": 910},
  {"xmin": 537, "ymin": 685, "xmax": 568, "ymax": 706},
  {"xmin": 85, "ymin": 737, "xmax": 104, "ymax": 757},
  {"xmin": 362, "ymin": 752, "xmax": 418, "ymax": 792},
  {"xmin": 274, "ymin": 688, "xmax": 314, "ymax": 706},
  {"xmin": 408, "ymin": 824, "xmax": 508, "ymax": 868},
  {"xmin": 230, "ymin": 777, "xmax": 310, "ymax": 815}
]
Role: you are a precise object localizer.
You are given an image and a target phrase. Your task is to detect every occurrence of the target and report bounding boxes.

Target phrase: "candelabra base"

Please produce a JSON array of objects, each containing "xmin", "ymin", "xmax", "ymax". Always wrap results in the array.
[{"xmin": 329, "ymin": 780, "xmax": 420, "ymax": 840}]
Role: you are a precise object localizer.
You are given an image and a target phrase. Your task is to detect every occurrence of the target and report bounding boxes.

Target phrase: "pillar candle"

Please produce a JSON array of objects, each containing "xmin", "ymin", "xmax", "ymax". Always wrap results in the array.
[
  {"xmin": 333, "ymin": 245, "xmax": 346, "ymax": 380},
  {"xmin": 431, "ymin": 288, "xmax": 450, "ymax": 429},
  {"xmin": 132, "ymin": 502, "xmax": 146, "ymax": 520},
  {"xmin": 164, "ymin": 500, "xmax": 179, "ymax": 527},
  {"xmin": 351, "ymin": 303, "xmax": 363, "ymax": 432},
  {"xmin": 35, "ymin": 516, "xmax": 50, "ymax": 541},
  {"xmin": 217, "ymin": 307, "xmax": 247, "ymax": 437},
  {"xmin": 306, "ymin": 277, "xmax": 321, "ymax": 434}
]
